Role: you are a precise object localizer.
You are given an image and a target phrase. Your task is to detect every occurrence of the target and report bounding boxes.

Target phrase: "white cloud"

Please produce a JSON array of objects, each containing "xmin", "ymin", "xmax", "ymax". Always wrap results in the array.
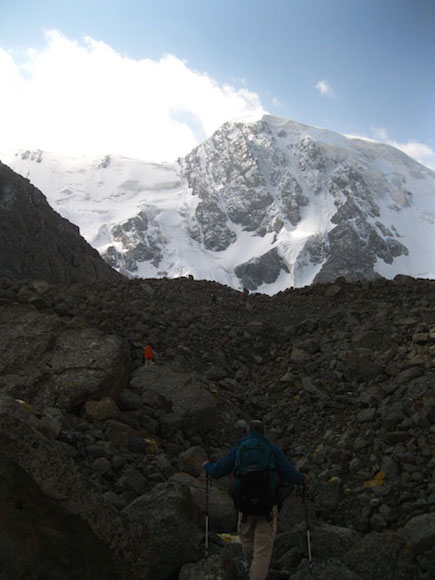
[
  {"xmin": 371, "ymin": 126, "xmax": 388, "ymax": 141},
  {"xmin": 390, "ymin": 140, "xmax": 434, "ymax": 166},
  {"xmin": 0, "ymin": 30, "xmax": 266, "ymax": 161},
  {"xmin": 370, "ymin": 127, "xmax": 435, "ymax": 170},
  {"xmin": 315, "ymin": 79, "xmax": 336, "ymax": 98}
]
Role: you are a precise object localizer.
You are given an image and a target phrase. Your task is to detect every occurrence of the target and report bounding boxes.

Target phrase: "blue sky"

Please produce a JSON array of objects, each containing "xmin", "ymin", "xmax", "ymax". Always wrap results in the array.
[{"xmin": 0, "ymin": 0, "xmax": 434, "ymax": 168}]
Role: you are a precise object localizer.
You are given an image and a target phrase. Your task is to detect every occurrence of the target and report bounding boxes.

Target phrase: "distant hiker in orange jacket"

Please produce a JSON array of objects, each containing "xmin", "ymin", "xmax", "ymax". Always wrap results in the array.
[{"xmin": 144, "ymin": 344, "xmax": 155, "ymax": 366}]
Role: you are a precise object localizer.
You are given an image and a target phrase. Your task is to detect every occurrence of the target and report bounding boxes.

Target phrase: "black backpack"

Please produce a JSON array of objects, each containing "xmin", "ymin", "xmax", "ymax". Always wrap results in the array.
[{"xmin": 233, "ymin": 438, "xmax": 276, "ymax": 518}]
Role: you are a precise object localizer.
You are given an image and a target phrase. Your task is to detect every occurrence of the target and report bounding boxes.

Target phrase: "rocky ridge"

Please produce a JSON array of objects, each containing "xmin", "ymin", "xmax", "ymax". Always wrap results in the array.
[
  {"xmin": 0, "ymin": 274, "xmax": 434, "ymax": 579},
  {"xmin": 0, "ymin": 161, "xmax": 121, "ymax": 283}
]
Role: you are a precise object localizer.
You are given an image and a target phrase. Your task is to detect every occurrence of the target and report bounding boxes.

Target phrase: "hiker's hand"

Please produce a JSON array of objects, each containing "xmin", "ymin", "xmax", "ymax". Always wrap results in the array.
[
  {"xmin": 302, "ymin": 472, "xmax": 309, "ymax": 483},
  {"xmin": 202, "ymin": 461, "xmax": 209, "ymax": 468}
]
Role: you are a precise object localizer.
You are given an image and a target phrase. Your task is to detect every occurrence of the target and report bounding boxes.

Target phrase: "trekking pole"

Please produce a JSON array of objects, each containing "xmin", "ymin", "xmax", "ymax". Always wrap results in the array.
[
  {"xmin": 205, "ymin": 472, "xmax": 209, "ymax": 559},
  {"xmin": 302, "ymin": 481, "xmax": 312, "ymax": 564}
]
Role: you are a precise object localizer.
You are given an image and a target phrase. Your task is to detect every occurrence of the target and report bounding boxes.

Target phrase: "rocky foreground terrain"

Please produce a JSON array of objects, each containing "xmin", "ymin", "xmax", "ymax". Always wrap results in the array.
[{"xmin": 0, "ymin": 273, "xmax": 434, "ymax": 579}]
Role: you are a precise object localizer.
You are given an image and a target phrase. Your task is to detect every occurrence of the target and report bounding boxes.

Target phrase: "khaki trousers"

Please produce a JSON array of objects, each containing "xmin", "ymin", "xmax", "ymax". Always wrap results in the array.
[{"xmin": 238, "ymin": 506, "xmax": 278, "ymax": 580}]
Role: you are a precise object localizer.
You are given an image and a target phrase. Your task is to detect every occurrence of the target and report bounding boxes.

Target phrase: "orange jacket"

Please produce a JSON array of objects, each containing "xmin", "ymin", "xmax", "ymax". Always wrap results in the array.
[{"xmin": 144, "ymin": 345, "xmax": 154, "ymax": 360}]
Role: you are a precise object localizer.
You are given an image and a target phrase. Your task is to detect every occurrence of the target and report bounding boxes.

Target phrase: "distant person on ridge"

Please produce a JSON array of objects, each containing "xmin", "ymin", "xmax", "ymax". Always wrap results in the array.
[
  {"xmin": 203, "ymin": 420, "xmax": 307, "ymax": 580},
  {"xmin": 144, "ymin": 344, "xmax": 155, "ymax": 366}
]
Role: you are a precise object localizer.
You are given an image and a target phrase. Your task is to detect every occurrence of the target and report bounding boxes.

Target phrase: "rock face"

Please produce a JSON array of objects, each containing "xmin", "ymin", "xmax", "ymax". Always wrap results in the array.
[
  {"xmin": 179, "ymin": 117, "xmax": 434, "ymax": 290},
  {"xmin": 0, "ymin": 161, "xmax": 121, "ymax": 283},
  {"xmin": 0, "ymin": 274, "xmax": 434, "ymax": 579},
  {"xmin": 234, "ymin": 248, "xmax": 289, "ymax": 291}
]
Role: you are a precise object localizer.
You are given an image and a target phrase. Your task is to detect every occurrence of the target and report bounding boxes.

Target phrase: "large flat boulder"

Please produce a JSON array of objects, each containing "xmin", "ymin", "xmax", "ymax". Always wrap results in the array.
[
  {"xmin": 130, "ymin": 367, "xmax": 218, "ymax": 434},
  {"xmin": 0, "ymin": 304, "xmax": 130, "ymax": 410}
]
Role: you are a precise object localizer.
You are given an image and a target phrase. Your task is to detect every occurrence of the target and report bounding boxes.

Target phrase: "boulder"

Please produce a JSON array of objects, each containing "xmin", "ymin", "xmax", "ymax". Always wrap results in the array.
[
  {"xmin": 178, "ymin": 446, "xmax": 208, "ymax": 477},
  {"xmin": 85, "ymin": 397, "xmax": 120, "ymax": 421},
  {"xmin": 179, "ymin": 544, "xmax": 246, "ymax": 580},
  {"xmin": 131, "ymin": 368, "xmax": 218, "ymax": 434},
  {"xmin": 292, "ymin": 558, "xmax": 360, "ymax": 579},
  {"xmin": 171, "ymin": 472, "xmax": 236, "ymax": 532},
  {"xmin": 342, "ymin": 531, "xmax": 418, "ymax": 579},
  {"xmin": 401, "ymin": 513, "xmax": 435, "ymax": 553},
  {"xmin": 0, "ymin": 304, "xmax": 130, "ymax": 410},
  {"xmin": 123, "ymin": 480, "xmax": 203, "ymax": 580},
  {"xmin": 340, "ymin": 352, "xmax": 382, "ymax": 382},
  {"xmin": 274, "ymin": 522, "xmax": 361, "ymax": 566},
  {"xmin": 351, "ymin": 330, "xmax": 383, "ymax": 349},
  {"xmin": 179, "ymin": 554, "xmax": 228, "ymax": 580}
]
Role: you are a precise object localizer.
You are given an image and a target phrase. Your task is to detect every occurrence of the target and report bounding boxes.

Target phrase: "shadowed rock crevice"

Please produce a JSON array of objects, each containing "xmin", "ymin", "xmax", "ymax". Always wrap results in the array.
[{"xmin": 0, "ymin": 455, "xmax": 118, "ymax": 580}]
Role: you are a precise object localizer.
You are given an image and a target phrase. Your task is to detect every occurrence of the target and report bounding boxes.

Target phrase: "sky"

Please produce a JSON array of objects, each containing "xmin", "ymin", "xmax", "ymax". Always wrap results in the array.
[{"xmin": 0, "ymin": 0, "xmax": 434, "ymax": 168}]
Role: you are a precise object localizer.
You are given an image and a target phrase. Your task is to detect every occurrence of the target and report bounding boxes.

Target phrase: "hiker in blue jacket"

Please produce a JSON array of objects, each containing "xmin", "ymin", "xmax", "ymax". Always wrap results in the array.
[{"xmin": 203, "ymin": 420, "xmax": 307, "ymax": 580}]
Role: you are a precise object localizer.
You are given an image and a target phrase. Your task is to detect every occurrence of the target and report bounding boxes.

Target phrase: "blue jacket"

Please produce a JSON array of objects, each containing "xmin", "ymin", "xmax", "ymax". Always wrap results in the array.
[{"xmin": 204, "ymin": 430, "xmax": 305, "ymax": 485}]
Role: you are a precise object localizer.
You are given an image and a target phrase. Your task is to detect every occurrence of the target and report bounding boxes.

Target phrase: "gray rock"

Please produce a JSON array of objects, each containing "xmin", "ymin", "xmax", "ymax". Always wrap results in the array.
[
  {"xmin": 0, "ymin": 305, "xmax": 131, "ymax": 411},
  {"xmin": 103, "ymin": 491, "xmax": 127, "ymax": 511},
  {"xmin": 357, "ymin": 408, "xmax": 377, "ymax": 423},
  {"xmin": 85, "ymin": 444, "xmax": 108, "ymax": 459},
  {"xmin": 380, "ymin": 456, "xmax": 400, "ymax": 480},
  {"xmin": 396, "ymin": 367, "xmax": 425, "ymax": 384},
  {"xmin": 38, "ymin": 415, "xmax": 61, "ymax": 439},
  {"xmin": 343, "ymin": 531, "xmax": 418, "ymax": 579},
  {"xmin": 123, "ymin": 480, "xmax": 202, "ymax": 580},
  {"xmin": 274, "ymin": 521, "xmax": 361, "ymax": 570},
  {"xmin": 402, "ymin": 513, "xmax": 435, "ymax": 553},
  {"xmin": 106, "ymin": 210, "xmax": 164, "ymax": 270},
  {"xmin": 153, "ymin": 453, "xmax": 176, "ymax": 479},
  {"xmin": 179, "ymin": 545, "xmax": 246, "ymax": 580},
  {"xmin": 178, "ymin": 446, "xmax": 208, "ymax": 477},
  {"xmin": 115, "ymin": 466, "xmax": 148, "ymax": 497},
  {"xmin": 118, "ymin": 389, "xmax": 143, "ymax": 411},
  {"xmin": 235, "ymin": 248, "xmax": 289, "ymax": 291},
  {"xmin": 369, "ymin": 512, "xmax": 387, "ymax": 531},
  {"xmin": 128, "ymin": 436, "xmax": 148, "ymax": 453},
  {"xmin": 292, "ymin": 558, "xmax": 361, "ymax": 579},
  {"xmin": 171, "ymin": 472, "xmax": 236, "ymax": 533},
  {"xmin": 90, "ymin": 457, "xmax": 112, "ymax": 476},
  {"xmin": 104, "ymin": 420, "xmax": 134, "ymax": 448},
  {"xmin": 353, "ymin": 438, "xmax": 370, "ymax": 452},
  {"xmin": 131, "ymin": 368, "xmax": 218, "ymax": 434},
  {"xmin": 179, "ymin": 554, "xmax": 229, "ymax": 580},
  {"xmin": 341, "ymin": 352, "xmax": 383, "ymax": 382},
  {"xmin": 352, "ymin": 330, "xmax": 383, "ymax": 349},
  {"xmin": 85, "ymin": 397, "xmax": 120, "ymax": 421},
  {"xmin": 111, "ymin": 455, "xmax": 127, "ymax": 470}
]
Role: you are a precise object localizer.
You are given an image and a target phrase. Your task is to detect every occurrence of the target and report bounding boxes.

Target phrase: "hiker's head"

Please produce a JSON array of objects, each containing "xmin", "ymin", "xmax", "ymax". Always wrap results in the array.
[{"xmin": 248, "ymin": 420, "xmax": 265, "ymax": 434}]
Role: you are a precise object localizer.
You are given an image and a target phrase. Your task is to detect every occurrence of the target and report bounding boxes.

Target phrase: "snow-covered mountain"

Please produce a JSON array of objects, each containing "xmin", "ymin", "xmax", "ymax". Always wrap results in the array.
[{"xmin": 1, "ymin": 115, "xmax": 434, "ymax": 293}]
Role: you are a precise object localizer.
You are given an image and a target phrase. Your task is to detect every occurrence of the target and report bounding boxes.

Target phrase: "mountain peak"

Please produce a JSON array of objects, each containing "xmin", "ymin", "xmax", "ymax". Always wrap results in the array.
[{"xmin": 1, "ymin": 117, "xmax": 434, "ymax": 292}]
